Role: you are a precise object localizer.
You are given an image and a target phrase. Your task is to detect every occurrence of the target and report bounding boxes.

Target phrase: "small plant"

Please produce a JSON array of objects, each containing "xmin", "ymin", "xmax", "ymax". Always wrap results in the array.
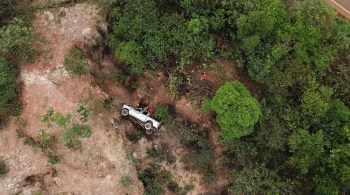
[
  {"xmin": 15, "ymin": 129, "xmax": 24, "ymax": 138},
  {"xmin": 0, "ymin": 159, "xmax": 8, "ymax": 177},
  {"xmin": 62, "ymin": 124, "xmax": 92, "ymax": 151},
  {"xmin": 47, "ymin": 153, "xmax": 60, "ymax": 165},
  {"xmin": 52, "ymin": 112, "xmax": 72, "ymax": 128},
  {"xmin": 168, "ymin": 74, "xmax": 182, "ymax": 100},
  {"xmin": 147, "ymin": 148, "xmax": 165, "ymax": 163},
  {"xmin": 120, "ymin": 176, "xmax": 133, "ymax": 187},
  {"xmin": 77, "ymin": 105, "xmax": 89, "ymax": 122},
  {"xmin": 154, "ymin": 105, "xmax": 170, "ymax": 123},
  {"xmin": 14, "ymin": 117, "xmax": 27, "ymax": 128},
  {"xmin": 167, "ymin": 181, "xmax": 180, "ymax": 192},
  {"xmin": 109, "ymin": 68, "xmax": 126, "ymax": 85},
  {"xmin": 126, "ymin": 129, "xmax": 142, "ymax": 142},
  {"xmin": 24, "ymin": 137, "xmax": 39, "ymax": 148},
  {"xmin": 37, "ymin": 130, "xmax": 55, "ymax": 150},
  {"xmin": 64, "ymin": 47, "xmax": 89, "ymax": 75},
  {"xmin": 40, "ymin": 107, "xmax": 54, "ymax": 127}
]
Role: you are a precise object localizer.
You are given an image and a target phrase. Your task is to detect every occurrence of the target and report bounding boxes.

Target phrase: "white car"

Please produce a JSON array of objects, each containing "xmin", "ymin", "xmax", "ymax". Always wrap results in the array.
[{"xmin": 121, "ymin": 104, "xmax": 161, "ymax": 134}]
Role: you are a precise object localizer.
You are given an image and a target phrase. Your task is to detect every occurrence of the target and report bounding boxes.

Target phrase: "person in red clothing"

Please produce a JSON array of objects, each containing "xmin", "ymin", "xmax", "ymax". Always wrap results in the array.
[
  {"xmin": 148, "ymin": 106, "xmax": 155, "ymax": 115},
  {"xmin": 200, "ymin": 72, "xmax": 207, "ymax": 81}
]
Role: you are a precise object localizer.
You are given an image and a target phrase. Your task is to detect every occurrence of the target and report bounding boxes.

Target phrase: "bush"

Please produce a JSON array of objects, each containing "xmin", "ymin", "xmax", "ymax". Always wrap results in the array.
[
  {"xmin": 154, "ymin": 105, "xmax": 170, "ymax": 123},
  {"xmin": 47, "ymin": 153, "xmax": 60, "ymax": 165},
  {"xmin": 37, "ymin": 130, "xmax": 55, "ymax": 150},
  {"xmin": 120, "ymin": 176, "xmax": 133, "ymax": 187},
  {"xmin": 147, "ymin": 148, "xmax": 165, "ymax": 163},
  {"xmin": 205, "ymin": 81, "xmax": 261, "ymax": 141},
  {"xmin": 109, "ymin": 68, "xmax": 126, "ymax": 85},
  {"xmin": 0, "ymin": 56, "xmax": 18, "ymax": 120},
  {"xmin": 62, "ymin": 124, "xmax": 92, "ymax": 150},
  {"xmin": 77, "ymin": 105, "xmax": 89, "ymax": 122},
  {"xmin": 64, "ymin": 47, "xmax": 89, "ymax": 75},
  {"xmin": 125, "ymin": 129, "xmax": 142, "ymax": 142},
  {"xmin": 0, "ymin": 17, "xmax": 35, "ymax": 61},
  {"xmin": 0, "ymin": 160, "xmax": 8, "ymax": 177}
]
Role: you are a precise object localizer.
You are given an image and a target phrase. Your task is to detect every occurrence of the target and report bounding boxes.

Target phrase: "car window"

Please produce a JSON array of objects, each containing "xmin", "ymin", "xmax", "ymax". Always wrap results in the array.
[
  {"xmin": 135, "ymin": 108, "xmax": 142, "ymax": 112},
  {"xmin": 143, "ymin": 111, "xmax": 148, "ymax": 115}
]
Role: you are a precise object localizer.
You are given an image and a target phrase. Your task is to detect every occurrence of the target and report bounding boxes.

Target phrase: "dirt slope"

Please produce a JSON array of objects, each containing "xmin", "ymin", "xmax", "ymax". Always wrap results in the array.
[{"xmin": 0, "ymin": 3, "xmax": 143, "ymax": 195}]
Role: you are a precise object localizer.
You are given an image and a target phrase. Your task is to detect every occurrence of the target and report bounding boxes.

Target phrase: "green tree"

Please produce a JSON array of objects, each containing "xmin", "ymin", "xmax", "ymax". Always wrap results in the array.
[
  {"xmin": 205, "ymin": 81, "xmax": 261, "ymax": 141},
  {"xmin": 301, "ymin": 79, "xmax": 333, "ymax": 117},
  {"xmin": 0, "ymin": 17, "xmax": 34, "ymax": 61}
]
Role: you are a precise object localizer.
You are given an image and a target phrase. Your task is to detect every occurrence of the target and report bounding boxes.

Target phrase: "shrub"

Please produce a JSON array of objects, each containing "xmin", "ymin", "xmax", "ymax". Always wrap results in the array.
[
  {"xmin": 126, "ymin": 129, "xmax": 142, "ymax": 142},
  {"xmin": 120, "ymin": 176, "xmax": 133, "ymax": 187},
  {"xmin": 15, "ymin": 129, "xmax": 24, "ymax": 138},
  {"xmin": 109, "ymin": 68, "xmax": 126, "ymax": 85},
  {"xmin": 37, "ymin": 130, "xmax": 55, "ymax": 150},
  {"xmin": 0, "ymin": 56, "xmax": 18, "ymax": 119},
  {"xmin": 77, "ymin": 105, "xmax": 89, "ymax": 122},
  {"xmin": 52, "ymin": 112, "xmax": 72, "ymax": 128},
  {"xmin": 0, "ymin": 160, "xmax": 8, "ymax": 177},
  {"xmin": 62, "ymin": 124, "xmax": 92, "ymax": 150},
  {"xmin": 40, "ymin": 107, "xmax": 54, "ymax": 127},
  {"xmin": 0, "ymin": 17, "xmax": 35, "ymax": 61},
  {"xmin": 47, "ymin": 153, "xmax": 60, "ymax": 165},
  {"xmin": 154, "ymin": 105, "xmax": 170, "ymax": 123},
  {"xmin": 64, "ymin": 47, "xmax": 89, "ymax": 75},
  {"xmin": 147, "ymin": 148, "xmax": 165, "ymax": 163},
  {"xmin": 168, "ymin": 74, "xmax": 182, "ymax": 100},
  {"xmin": 14, "ymin": 117, "xmax": 27, "ymax": 128}
]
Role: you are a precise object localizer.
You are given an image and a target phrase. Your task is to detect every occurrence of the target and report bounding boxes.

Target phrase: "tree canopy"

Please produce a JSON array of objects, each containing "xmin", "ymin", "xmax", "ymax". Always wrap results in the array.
[{"xmin": 204, "ymin": 81, "xmax": 261, "ymax": 141}]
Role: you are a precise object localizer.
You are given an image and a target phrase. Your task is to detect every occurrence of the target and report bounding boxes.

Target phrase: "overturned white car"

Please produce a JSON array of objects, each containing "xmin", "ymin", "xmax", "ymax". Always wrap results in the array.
[{"xmin": 121, "ymin": 104, "xmax": 161, "ymax": 134}]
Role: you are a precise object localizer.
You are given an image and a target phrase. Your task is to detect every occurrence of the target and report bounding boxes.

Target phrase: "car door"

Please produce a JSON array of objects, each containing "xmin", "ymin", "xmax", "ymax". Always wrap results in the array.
[{"xmin": 129, "ymin": 109, "xmax": 148, "ymax": 122}]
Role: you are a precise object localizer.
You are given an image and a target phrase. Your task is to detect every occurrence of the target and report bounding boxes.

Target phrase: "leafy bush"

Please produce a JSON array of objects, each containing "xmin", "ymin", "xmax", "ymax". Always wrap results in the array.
[
  {"xmin": 120, "ymin": 176, "xmax": 133, "ymax": 187},
  {"xmin": 41, "ymin": 107, "xmax": 72, "ymax": 128},
  {"xmin": 0, "ymin": 17, "xmax": 35, "ymax": 61},
  {"xmin": 37, "ymin": 130, "xmax": 55, "ymax": 150},
  {"xmin": 62, "ymin": 124, "xmax": 92, "ymax": 150},
  {"xmin": 64, "ymin": 47, "xmax": 89, "ymax": 75},
  {"xmin": 52, "ymin": 112, "xmax": 72, "ymax": 128},
  {"xmin": 205, "ymin": 81, "xmax": 261, "ymax": 141},
  {"xmin": 77, "ymin": 105, "xmax": 89, "ymax": 122},
  {"xmin": 0, "ymin": 160, "xmax": 8, "ymax": 177},
  {"xmin": 168, "ymin": 74, "xmax": 182, "ymax": 100},
  {"xmin": 109, "ymin": 68, "xmax": 126, "ymax": 84},
  {"xmin": 154, "ymin": 105, "xmax": 170, "ymax": 123},
  {"xmin": 138, "ymin": 166, "xmax": 173, "ymax": 195},
  {"xmin": 47, "ymin": 153, "xmax": 60, "ymax": 165},
  {"xmin": 125, "ymin": 129, "xmax": 142, "ymax": 142},
  {"xmin": 147, "ymin": 148, "xmax": 165, "ymax": 163},
  {"xmin": 0, "ymin": 56, "xmax": 18, "ymax": 119}
]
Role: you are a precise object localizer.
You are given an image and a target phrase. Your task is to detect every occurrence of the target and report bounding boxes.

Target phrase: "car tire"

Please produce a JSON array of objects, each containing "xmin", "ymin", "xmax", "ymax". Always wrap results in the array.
[
  {"xmin": 146, "ymin": 128, "xmax": 153, "ymax": 135},
  {"xmin": 144, "ymin": 121, "xmax": 152, "ymax": 130},
  {"xmin": 121, "ymin": 109, "xmax": 129, "ymax": 116}
]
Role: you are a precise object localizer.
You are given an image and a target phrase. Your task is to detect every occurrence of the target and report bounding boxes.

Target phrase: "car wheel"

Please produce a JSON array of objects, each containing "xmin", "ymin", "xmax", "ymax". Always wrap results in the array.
[
  {"xmin": 146, "ymin": 128, "xmax": 153, "ymax": 135},
  {"xmin": 121, "ymin": 109, "xmax": 129, "ymax": 116},
  {"xmin": 144, "ymin": 121, "xmax": 152, "ymax": 130}
]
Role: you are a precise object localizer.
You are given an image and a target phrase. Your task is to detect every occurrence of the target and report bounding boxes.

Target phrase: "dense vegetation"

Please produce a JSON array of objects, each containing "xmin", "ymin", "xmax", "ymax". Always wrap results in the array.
[
  {"xmin": 109, "ymin": 0, "xmax": 350, "ymax": 194},
  {"xmin": 0, "ymin": 1, "xmax": 34, "ymax": 127}
]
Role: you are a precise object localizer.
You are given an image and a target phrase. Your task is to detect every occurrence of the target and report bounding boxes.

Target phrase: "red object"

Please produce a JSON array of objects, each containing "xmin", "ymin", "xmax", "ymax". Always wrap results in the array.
[
  {"xmin": 201, "ymin": 72, "xmax": 207, "ymax": 79},
  {"xmin": 148, "ymin": 107, "xmax": 155, "ymax": 115}
]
